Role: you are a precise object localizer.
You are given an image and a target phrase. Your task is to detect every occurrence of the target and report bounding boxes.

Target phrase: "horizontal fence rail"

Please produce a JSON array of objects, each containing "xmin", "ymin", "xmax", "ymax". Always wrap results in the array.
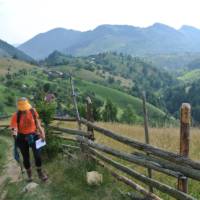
[
  {"xmin": 50, "ymin": 126, "xmax": 89, "ymax": 137},
  {"xmin": 91, "ymin": 155, "xmax": 162, "ymax": 200},
  {"xmin": 80, "ymin": 118, "xmax": 200, "ymax": 170},
  {"xmin": 53, "ymin": 117, "xmax": 77, "ymax": 122},
  {"xmin": 86, "ymin": 146, "xmax": 195, "ymax": 200},
  {"xmin": 76, "ymin": 136, "xmax": 200, "ymax": 181},
  {"xmin": 0, "ymin": 115, "xmax": 11, "ymax": 120}
]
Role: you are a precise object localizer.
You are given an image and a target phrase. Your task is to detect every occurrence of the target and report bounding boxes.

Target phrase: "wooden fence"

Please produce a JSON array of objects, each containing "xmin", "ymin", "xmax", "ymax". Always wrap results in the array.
[
  {"xmin": 52, "ymin": 103, "xmax": 199, "ymax": 200},
  {"xmin": 0, "ymin": 104, "xmax": 199, "ymax": 199}
]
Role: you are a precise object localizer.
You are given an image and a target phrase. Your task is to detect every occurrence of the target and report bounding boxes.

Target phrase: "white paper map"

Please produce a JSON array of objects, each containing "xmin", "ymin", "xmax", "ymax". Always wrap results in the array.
[{"xmin": 36, "ymin": 139, "xmax": 46, "ymax": 149}]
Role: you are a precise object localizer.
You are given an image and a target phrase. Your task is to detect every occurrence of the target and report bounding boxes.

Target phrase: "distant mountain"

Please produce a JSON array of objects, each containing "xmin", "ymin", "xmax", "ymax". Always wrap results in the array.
[
  {"xmin": 0, "ymin": 39, "xmax": 35, "ymax": 63},
  {"xmin": 19, "ymin": 28, "xmax": 82, "ymax": 60},
  {"xmin": 18, "ymin": 23, "xmax": 200, "ymax": 60}
]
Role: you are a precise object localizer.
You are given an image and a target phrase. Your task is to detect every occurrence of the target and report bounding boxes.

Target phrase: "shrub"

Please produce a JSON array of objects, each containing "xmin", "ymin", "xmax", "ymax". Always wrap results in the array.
[
  {"xmin": 36, "ymin": 99, "xmax": 60, "ymax": 159},
  {"xmin": 102, "ymin": 99, "xmax": 118, "ymax": 122},
  {"xmin": 36, "ymin": 100, "xmax": 57, "ymax": 126}
]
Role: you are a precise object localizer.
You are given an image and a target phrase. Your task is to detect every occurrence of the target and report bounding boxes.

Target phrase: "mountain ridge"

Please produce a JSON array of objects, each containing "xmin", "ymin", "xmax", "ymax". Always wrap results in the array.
[
  {"xmin": 18, "ymin": 23, "xmax": 200, "ymax": 60},
  {"xmin": 0, "ymin": 39, "xmax": 35, "ymax": 63}
]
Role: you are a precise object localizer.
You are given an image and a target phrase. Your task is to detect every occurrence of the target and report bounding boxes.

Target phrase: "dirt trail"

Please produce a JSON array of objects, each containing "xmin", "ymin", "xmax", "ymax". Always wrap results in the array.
[{"xmin": 0, "ymin": 137, "xmax": 21, "ymax": 198}]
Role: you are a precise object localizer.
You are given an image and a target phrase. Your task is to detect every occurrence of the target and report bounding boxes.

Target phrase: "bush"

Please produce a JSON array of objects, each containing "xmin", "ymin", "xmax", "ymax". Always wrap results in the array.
[
  {"xmin": 43, "ymin": 127, "xmax": 61, "ymax": 159},
  {"xmin": 36, "ymin": 99, "xmax": 60, "ymax": 159},
  {"xmin": 102, "ymin": 99, "xmax": 118, "ymax": 122},
  {"xmin": 5, "ymin": 94, "xmax": 15, "ymax": 106},
  {"xmin": 0, "ymin": 102, "xmax": 5, "ymax": 115},
  {"xmin": 121, "ymin": 105, "xmax": 138, "ymax": 124},
  {"xmin": 36, "ymin": 100, "xmax": 57, "ymax": 126}
]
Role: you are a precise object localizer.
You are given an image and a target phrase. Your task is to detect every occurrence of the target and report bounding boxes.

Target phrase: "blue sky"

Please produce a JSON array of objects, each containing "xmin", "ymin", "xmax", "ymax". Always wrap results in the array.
[{"xmin": 0, "ymin": 0, "xmax": 200, "ymax": 44}]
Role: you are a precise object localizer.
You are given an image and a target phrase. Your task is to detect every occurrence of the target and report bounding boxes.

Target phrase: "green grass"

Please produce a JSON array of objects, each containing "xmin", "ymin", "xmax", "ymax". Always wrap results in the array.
[
  {"xmin": 178, "ymin": 69, "xmax": 200, "ymax": 83},
  {"xmin": 76, "ymin": 79, "xmax": 169, "ymax": 124},
  {"xmin": 0, "ymin": 137, "xmax": 7, "ymax": 174},
  {"xmin": 50, "ymin": 65, "xmax": 104, "ymax": 83},
  {"xmin": 3, "ymin": 154, "xmax": 131, "ymax": 200}
]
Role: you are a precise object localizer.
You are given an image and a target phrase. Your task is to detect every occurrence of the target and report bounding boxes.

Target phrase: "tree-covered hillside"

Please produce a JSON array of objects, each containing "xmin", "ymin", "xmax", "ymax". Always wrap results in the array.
[
  {"xmin": 143, "ymin": 52, "xmax": 200, "ymax": 74},
  {"xmin": 43, "ymin": 51, "xmax": 177, "ymax": 110},
  {"xmin": 164, "ymin": 79, "xmax": 200, "ymax": 124},
  {"xmin": 0, "ymin": 57, "xmax": 172, "ymax": 126}
]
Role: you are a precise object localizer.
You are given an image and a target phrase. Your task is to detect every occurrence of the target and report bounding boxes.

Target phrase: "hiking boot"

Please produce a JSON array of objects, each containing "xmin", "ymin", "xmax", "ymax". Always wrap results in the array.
[
  {"xmin": 26, "ymin": 168, "xmax": 33, "ymax": 182},
  {"xmin": 37, "ymin": 168, "xmax": 48, "ymax": 182}
]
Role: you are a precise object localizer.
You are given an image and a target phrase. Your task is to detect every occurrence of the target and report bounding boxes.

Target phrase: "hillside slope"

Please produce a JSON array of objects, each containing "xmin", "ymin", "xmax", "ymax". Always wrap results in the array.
[
  {"xmin": 76, "ymin": 79, "xmax": 171, "ymax": 125},
  {"xmin": 0, "ymin": 39, "xmax": 35, "ymax": 63},
  {"xmin": 0, "ymin": 58, "xmax": 37, "ymax": 75},
  {"xmin": 44, "ymin": 51, "xmax": 177, "ymax": 110}
]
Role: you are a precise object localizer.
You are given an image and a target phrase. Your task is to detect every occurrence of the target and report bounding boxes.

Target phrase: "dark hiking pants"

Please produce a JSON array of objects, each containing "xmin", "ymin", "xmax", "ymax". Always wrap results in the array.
[{"xmin": 16, "ymin": 133, "xmax": 42, "ymax": 169}]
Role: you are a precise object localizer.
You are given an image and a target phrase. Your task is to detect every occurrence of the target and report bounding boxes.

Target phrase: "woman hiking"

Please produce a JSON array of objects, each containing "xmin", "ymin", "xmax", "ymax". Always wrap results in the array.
[{"xmin": 10, "ymin": 97, "xmax": 48, "ymax": 182}]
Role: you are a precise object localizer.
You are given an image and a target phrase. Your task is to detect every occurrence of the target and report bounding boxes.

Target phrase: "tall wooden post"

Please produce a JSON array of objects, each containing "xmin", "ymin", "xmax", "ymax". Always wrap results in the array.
[
  {"xmin": 86, "ymin": 96, "xmax": 95, "ymax": 140},
  {"xmin": 142, "ymin": 91, "xmax": 153, "ymax": 193},
  {"xmin": 69, "ymin": 75, "xmax": 81, "ymax": 130},
  {"xmin": 178, "ymin": 103, "xmax": 191, "ymax": 193}
]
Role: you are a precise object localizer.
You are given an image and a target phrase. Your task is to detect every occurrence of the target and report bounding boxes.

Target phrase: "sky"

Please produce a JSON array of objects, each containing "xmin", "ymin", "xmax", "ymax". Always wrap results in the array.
[{"xmin": 0, "ymin": 0, "xmax": 200, "ymax": 44}]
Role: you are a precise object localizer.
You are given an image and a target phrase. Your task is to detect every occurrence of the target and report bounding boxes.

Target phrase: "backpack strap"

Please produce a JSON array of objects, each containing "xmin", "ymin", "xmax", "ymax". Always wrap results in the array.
[
  {"xmin": 17, "ymin": 111, "xmax": 22, "ymax": 130},
  {"xmin": 30, "ymin": 108, "xmax": 38, "ymax": 129}
]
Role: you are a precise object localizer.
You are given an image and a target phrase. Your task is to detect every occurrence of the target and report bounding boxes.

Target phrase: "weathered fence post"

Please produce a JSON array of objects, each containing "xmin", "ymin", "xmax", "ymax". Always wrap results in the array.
[
  {"xmin": 86, "ymin": 96, "xmax": 95, "ymax": 140},
  {"xmin": 142, "ymin": 91, "xmax": 153, "ymax": 193},
  {"xmin": 69, "ymin": 74, "xmax": 81, "ymax": 130},
  {"xmin": 178, "ymin": 103, "xmax": 191, "ymax": 193}
]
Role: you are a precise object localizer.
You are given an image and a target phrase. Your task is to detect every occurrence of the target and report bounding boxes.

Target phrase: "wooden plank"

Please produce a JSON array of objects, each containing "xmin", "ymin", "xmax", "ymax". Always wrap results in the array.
[
  {"xmin": 62, "ymin": 144, "xmax": 80, "ymax": 150},
  {"xmin": 86, "ymin": 96, "xmax": 95, "ymax": 140},
  {"xmin": 88, "ymin": 148, "xmax": 195, "ymax": 200},
  {"xmin": 76, "ymin": 136, "xmax": 200, "ymax": 181},
  {"xmin": 50, "ymin": 126, "xmax": 89, "ymax": 137},
  {"xmin": 53, "ymin": 117, "xmax": 77, "ymax": 122},
  {"xmin": 69, "ymin": 75, "xmax": 81, "ymax": 130},
  {"xmin": 0, "ymin": 125, "xmax": 9, "ymax": 128},
  {"xmin": 142, "ymin": 91, "xmax": 153, "ymax": 192},
  {"xmin": 178, "ymin": 103, "xmax": 191, "ymax": 192},
  {"xmin": 53, "ymin": 135, "xmax": 77, "ymax": 142},
  {"xmin": 0, "ymin": 115, "xmax": 11, "ymax": 120},
  {"xmin": 132, "ymin": 152, "xmax": 185, "ymax": 178},
  {"xmin": 91, "ymin": 155, "xmax": 162, "ymax": 200},
  {"xmin": 80, "ymin": 118, "xmax": 200, "ymax": 170}
]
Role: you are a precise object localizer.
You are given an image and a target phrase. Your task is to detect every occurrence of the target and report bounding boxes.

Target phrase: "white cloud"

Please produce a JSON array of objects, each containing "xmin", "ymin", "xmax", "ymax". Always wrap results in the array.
[{"xmin": 0, "ymin": 0, "xmax": 200, "ymax": 44}]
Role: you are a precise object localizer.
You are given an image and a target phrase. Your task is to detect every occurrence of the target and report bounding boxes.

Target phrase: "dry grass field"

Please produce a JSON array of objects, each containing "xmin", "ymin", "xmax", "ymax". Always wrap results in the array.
[{"xmin": 0, "ymin": 58, "xmax": 36, "ymax": 75}]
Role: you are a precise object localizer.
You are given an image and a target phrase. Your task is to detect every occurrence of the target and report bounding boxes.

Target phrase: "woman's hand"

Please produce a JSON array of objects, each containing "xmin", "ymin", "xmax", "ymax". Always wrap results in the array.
[
  {"xmin": 36, "ymin": 118, "xmax": 46, "ymax": 140},
  {"xmin": 11, "ymin": 128, "xmax": 17, "ymax": 136},
  {"xmin": 40, "ymin": 131, "xmax": 46, "ymax": 140}
]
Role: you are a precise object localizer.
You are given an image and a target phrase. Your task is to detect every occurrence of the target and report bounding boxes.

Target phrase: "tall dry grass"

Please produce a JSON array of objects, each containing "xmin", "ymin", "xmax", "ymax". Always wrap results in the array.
[
  {"xmin": 56, "ymin": 121, "xmax": 200, "ymax": 199},
  {"xmin": 59, "ymin": 121, "xmax": 200, "ymax": 160}
]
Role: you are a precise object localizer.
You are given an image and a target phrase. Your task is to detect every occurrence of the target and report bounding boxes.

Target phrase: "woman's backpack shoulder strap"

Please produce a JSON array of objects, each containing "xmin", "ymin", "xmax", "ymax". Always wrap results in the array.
[
  {"xmin": 30, "ymin": 108, "xmax": 37, "ymax": 127},
  {"xmin": 17, "ymin": 111, "xmax": 22, "ymax": 130}
]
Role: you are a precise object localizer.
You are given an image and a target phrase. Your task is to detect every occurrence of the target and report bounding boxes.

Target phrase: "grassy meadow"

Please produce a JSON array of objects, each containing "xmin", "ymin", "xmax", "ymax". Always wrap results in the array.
[
  {"xmin": 0, "ymin": 138, "xmax": 7, "ymax": 174},
  {"xmin": 178, "ymin": 68, "xmax": 200, "ymax": 83},
  {"xmin": 76, "ymin": 79, "xmax": 169, "ymax": 124},
  {"xmin": 0, "ymin": 58, "xmax": 36, "ymax": 75}
]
